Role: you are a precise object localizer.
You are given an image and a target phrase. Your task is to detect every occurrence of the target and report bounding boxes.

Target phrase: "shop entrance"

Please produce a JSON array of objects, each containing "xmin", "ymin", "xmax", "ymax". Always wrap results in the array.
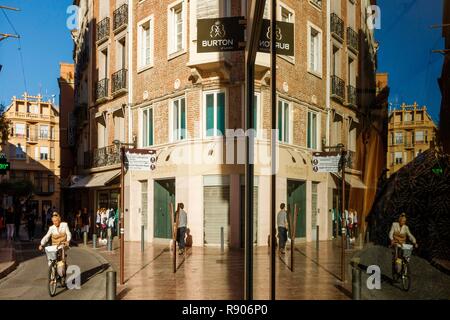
[
  {"xmin": 287, "ymin": 179, "xmax": 306, "ymax": 238},
  {"xmin": 154, "ymin": 179, "xmax": 175, "ymax": 239}
]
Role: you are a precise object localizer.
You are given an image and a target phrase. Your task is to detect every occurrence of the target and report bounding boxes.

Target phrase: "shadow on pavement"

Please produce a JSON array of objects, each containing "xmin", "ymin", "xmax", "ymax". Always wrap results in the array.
[{"xmin": 80, "ymin": 263, "xmax": 110, "ymax": 285}]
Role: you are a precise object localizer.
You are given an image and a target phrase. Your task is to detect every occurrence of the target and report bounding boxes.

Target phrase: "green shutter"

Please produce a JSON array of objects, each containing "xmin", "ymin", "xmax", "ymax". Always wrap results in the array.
[
  {"xmin": 217, "ymin": 92, "xmax": 225, "ymax": 136},
  {"xmin": 148, "ymin": 108, "xmax": 154, "ymax": 145},
  {"xmin": 307, "ymin": 112, "xmax": 311, "ymax": 148},
  {"xmin": 206, "ymin": 94, "xmax": 215, "ymax": 136},
  {"xmin": 278, "ymin": 101, "xmax": 283, "ymax": 141},
  {"xmin": 180, "ymin": 98, "xmax": 186, "ymax": 140}
]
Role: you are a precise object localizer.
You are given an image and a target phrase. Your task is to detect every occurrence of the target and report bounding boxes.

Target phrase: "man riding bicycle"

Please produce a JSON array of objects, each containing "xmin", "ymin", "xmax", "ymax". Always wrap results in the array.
[{"xmin": 38, "ymin": 212, "xmax": 71, "ymax": 265}]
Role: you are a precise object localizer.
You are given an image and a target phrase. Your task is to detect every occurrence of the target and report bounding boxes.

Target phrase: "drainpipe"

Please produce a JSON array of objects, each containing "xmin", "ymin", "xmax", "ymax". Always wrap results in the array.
[
  {"xmin": 325, "ymin": 0, "xmax": 331, "ymax": 148},
  {"xmin": 128, "ymin": 0, "xmax": 134, "ymax": 145}
]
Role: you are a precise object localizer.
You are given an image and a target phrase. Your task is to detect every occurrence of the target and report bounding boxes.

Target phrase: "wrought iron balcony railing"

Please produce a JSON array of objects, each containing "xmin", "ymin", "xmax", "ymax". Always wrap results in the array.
[
  {"xmin": 347, "ymin": 85, "xmax": 357, "ymax": 106},
  {"xmin": 113, "ymin": 4, "xmax": 128, "ymax": 32},
  {"xmin": 96, "ymin": 78, "xmax": 109, "ymax": 101},
  {"xmin": 112, "ymin": 69, "xmax": 127, "ymax": 94},
  {"xmin": 331, "ymin": 75, "xmax": 345, "ymax": 100},
  {"xmin": 96, "ymin": 17, "xmax": 110, "ymax": 43},
  {"xmin": 310, "ymin": 0, "xmax": 322, "ymax": 9},
  {"xmin": 331, "ymin": 13, "xmax": 344, "ymax": 40},
  {"xmin": 92, "ymin": 144, "xmax": 121, "ymax": 168},
  {"xmin": 347, "ymin": 27, "xmax": 359, "ymax": 52}
]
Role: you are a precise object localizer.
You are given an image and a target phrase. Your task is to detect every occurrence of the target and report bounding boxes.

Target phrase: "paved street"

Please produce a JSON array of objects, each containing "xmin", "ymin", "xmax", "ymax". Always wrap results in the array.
[
  {"xmin": 0, "ymin": 225, "xmax": 110, "ymax": 300},
  {"xmin": 353, "ymin": 244, "xmax": 450, "ymax": 300}
]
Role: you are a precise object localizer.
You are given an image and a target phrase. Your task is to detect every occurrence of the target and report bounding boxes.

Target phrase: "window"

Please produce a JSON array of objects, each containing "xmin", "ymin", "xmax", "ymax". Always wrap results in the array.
[
  {"xmin": 15, "ymin": 144, "xmax": 26, "ymax": 160},
  {"xmin": 348, "ymin": 55, "xmax": 356, "ymax": 87},
  {"xmin": 99, "ymin": 48, "xmax": 109, "ymax": 80},
  {"xmin": 97, "ymin": 120, "xmax": 107, "ymax": 149},
  {"xmin": 114, "ymin": 112, "xmax": 125, "ymax": 143},
  {"xmin": 142, "ymin": 108, "xmax": 154, "ymax": 147},
  {"xmin": 116, "ymin": 37, "xmax": 127, "ymax": 70},
  {"xmin": 15, "ymin": 123, "xmax": 26, "ymax": 137},
  {"xmin": 138, "ymin": 16, "xmax": 154, "ymax": 69},
  {"xmin": 40, "ymin": 147, "xmax": 49, "ymax": 160},
  {"xmin": 171, "ymin": 97, "xmax": 186, "ymax": 141},
  {"xmin": 278, "ymin": 99, "xmax": 290, "ymax": 143},
  {"xmin": 404, "ymin": 112, "xmax": 413, "ymax": 122},
  {"xmin": 50, "ymin": 147, "xmax": 55, "ymax": 161},
  {"xmin": 395, "ymin": 152, "xmax": 403, "ymax": 165},
  {"xmin": 28, "ymin": 104, "xmax": 39, "ymax": 114},
  {"xmin": 308, "ymin": 24, "xmax": 322, "ymax": 75},
  {"xmin": 348, "ymin": 123, "xmax": 357, "ymax": 152},
  {"xmin": 347, "ymin": 0, "xmax": 356, "ymax": 29},
  {"xmin": 307, "ymin": 111, "xmax": 318, "ymax": 149},
  {"xmin": 254, "ymin": 93, "xmax": 261, "ymax": 135},
  {"xmin": 168, "ymin": 1, "xmax": 185, "ymax": 55},
  {"xmin": 39, "ymin": 125, "xmax": 49, "ymax": 139},
  {"xmin": 332, "ymin": 0, "xmax": 341, "ymax": 14},
  {"xmin": 395, "ymin": 132, "xmax": 403, "ymax": 145},
  {"xmin": 415, "ymin": 131, "xmax": 424, "ymax": 142},
  {"xmin": 205, "ymin": 91, "xmax": 226, "ymax": 137},
  {"xmin": 280, "ymin": 6, "xmax": 293, "ymax": 22},
  {"xmin": 197, "ymin": 0, "xmax": 231, "ymax": 18},
  {"xmin": 50, "ymin": 126, "xmax": 55, "ymax": 140},
  {"xmin": 332, "ymin": 45, "xmax": 341, "ymax": 77}
]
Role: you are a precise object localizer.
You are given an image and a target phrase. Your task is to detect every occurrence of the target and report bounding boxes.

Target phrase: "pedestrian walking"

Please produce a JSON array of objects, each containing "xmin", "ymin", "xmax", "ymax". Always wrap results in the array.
[
  {"xmin": 95, "ymin": 208, "xmax": 102, "ymax": 238},
  {"xmin": 100, "ymin": 208, "xmax": 108, "ymax": 240},
  {"xmin": 81, "ymin": 207, "xmax": 91, "ymax": 239},
  {"xmin": 26, "ymin": 208, "xmax": 37, "ymax": 241},
  {"xmin": 176, "ymin": 203, "xmax": 188, "ymax": 255},
  {"xmin": 5, "ymin": 207, "xmax": 15, "ymax": 241},
  {"xmin": 14, "ymin": 203, "xmax": 24, "ymax": 241},
  {"xmin": 277, "ymin": 203, "xmax": 289, "ymax": 254},
  {"xmin": 74, "ymin": 209, "xmax": 82, "ymax": 240}
]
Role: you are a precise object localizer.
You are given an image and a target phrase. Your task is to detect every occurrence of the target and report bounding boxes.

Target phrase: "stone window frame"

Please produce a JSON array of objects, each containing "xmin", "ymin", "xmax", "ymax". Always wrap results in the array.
[{"xmin": 167, "ymin": 0, "xmax": 188, "ymax": 60}]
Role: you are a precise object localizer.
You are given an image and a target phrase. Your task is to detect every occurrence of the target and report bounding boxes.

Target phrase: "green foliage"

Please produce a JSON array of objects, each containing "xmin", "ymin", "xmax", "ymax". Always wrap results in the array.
[{"xmin": 0, "ymin": 113, "xmax": 11, "ymax": 144}]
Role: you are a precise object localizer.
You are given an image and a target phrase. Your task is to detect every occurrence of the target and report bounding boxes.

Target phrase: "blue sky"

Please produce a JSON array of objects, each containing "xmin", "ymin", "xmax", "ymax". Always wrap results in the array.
[
  {"xmin": 0, "ymin": 0, "xmax": 73, "ymax": 108},
  {"xmin": 376, "ymin": 0, "xmax": 444, "ymax": 123},
  {"xmin": 0, "ymin": 0, "xmax": 445, "ymax": 124}
]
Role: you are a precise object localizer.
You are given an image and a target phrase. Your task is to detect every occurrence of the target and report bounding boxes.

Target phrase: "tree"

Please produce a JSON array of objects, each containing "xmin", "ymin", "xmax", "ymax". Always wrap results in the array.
[{"xmin": 0, "ymin": 111, "xmax": 11, "ymax": 145}]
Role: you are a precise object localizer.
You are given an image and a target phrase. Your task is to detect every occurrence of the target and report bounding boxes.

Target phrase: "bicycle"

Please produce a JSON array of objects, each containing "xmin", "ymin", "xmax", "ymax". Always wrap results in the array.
[
  {"xmin": 44, "ymin": 244, "xmax": 68, "ymax": 297},
  {"xmin": 391, "ymin": 243, "xmax": 414, "ymax": 291}
]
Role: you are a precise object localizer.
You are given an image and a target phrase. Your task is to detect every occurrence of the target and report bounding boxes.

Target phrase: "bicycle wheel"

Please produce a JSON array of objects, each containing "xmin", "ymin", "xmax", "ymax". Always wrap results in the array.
[
  {"xmin": 48, "ymin": 263, "xmax": 57, "ymax": 297},
  {"xmin": 401, "ymin": 264, "xmax": 411, "ymax": 291}
]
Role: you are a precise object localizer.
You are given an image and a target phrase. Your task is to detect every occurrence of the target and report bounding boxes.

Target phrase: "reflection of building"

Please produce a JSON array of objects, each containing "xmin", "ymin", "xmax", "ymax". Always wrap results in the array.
[
  {"xmin": 58, "ymin": 63, "xmax": 75, "ymax": 215},
  {"xmin": 71, "ymin": 0, "xmax": 379, "ymax": 247},
  {"xmin": 1, "ymin": 93, "xmax": 61, "ymax": 214},
  {"xmin": 387, "ymin": 102, "xmax": 437, "ymax": 177},
  {"xmin": 438, "ymin": 0, "xmax": 450, "ymax": 154}
]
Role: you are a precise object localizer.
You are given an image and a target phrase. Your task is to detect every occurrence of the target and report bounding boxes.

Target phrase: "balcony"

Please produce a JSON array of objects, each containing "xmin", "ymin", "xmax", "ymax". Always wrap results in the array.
[
  {"xmin": 347, "ymin": 27, "xmax": 359, "ymax": 52},
  {"xmin": 14, "ymin": 112, "xmax": 54, "ymax": 121},
  {"xmin": 331, "ymin": 75, "xmax": 345, "ymax": 101},
  {"xmin": 112, "ymin": 69, "xmax": 127, "ymax": 95},
  {"xmin": 26, "ymin": 132, "xmax": 38, "ymax": 143},
  {"xmin": 347, "ymin": 85, "xmax": 357, "ymax": 107},
  {"xmin": 331, "ymin": 13, "xmax": 344, "ymax": 41},
  {"xmin": 96, "ymin": 17, "xmax": 110, "ymax": 44},
  {"xmin": 96, "ymin": 78, "xmax": 109, "ymax": 102},
  {"xmin": 92, "ymin": 144, "xmax": 121, "ymax": 168},
  {"xmin": 113, "ymin": 4, "xmax": 128, "ymax": 33}
]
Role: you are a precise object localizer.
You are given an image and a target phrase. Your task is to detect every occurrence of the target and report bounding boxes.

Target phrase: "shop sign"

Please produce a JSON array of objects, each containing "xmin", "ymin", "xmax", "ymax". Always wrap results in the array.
[
  {"xmin": 258, "ymin": 19, "xmax": 295, "ymax": 56},
  {"xmin": 197, "ymin": 17, "xmax": 246, "ymax": 53}
]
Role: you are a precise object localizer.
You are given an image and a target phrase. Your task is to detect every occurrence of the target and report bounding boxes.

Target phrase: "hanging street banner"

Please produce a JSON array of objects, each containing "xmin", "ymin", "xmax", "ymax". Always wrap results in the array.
[
  {"xmin": 197, "ymin": 17, "xmax": 246, "ymax": 53},
  {"xmin": 258, "ymin": 19, "xmax": 295, "ymax": 57},
  {"xmin": 312, "ymin": 152, "xmax": 341, "ymax": 173},
  {"xmin": 125, "ymin": 149, "xmax": 157, "ymax": 171}
]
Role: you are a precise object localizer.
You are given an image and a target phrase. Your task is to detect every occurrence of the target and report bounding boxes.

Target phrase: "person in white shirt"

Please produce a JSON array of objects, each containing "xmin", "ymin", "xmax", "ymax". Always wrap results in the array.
[
  {"xmin": 176, "ymin": 203, "xmax": 188, "ymax": 255},
  {"xmin": 39, "ymin": 212, "xmax": 72, "ymax": 250},
  {"xmin": 277, "ymin": 203, "xmax": 289, "ymax": 254},
  {"xmin": 389, "ymin": 213, "xmax": 418, "ymax": 261}
]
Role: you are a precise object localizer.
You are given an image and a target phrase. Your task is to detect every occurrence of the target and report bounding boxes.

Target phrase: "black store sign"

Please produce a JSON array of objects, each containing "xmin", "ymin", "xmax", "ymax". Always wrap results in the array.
[
  {"xmin": 258, "ymin": 19, "xmax": 295, "ymax": 56},
  {"xmin": 197, "ymin": 17, "xmax": 246, "ymax": 53}
]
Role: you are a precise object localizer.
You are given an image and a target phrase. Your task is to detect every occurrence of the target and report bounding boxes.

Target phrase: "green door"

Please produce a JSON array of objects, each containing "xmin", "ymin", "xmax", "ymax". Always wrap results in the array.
[
  {"xmin": 287, "ymin": 180, "xmax": 306, "ymax": 238},
  {"xmin": 154, "ymin": 179, "xmax": 175, "ymax": 239}
]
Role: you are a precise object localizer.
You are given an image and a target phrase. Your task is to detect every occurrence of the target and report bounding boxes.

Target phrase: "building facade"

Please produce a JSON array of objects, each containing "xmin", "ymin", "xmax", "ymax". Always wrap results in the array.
[
  {"xmin": 70, "ymin": 0, "xmax": 379, "ymax": 247},
  {"xmin": 387, "ymin": 102, "xmax": 437, "ymax": 177},
  {"xmin": 1, "ymin": 94, "xmax": 61, "ymax": 214}
]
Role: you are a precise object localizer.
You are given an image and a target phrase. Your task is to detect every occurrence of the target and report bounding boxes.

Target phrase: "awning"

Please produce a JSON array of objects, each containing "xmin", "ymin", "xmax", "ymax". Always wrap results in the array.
[
  {"xmin": 70, "ymin": 169, "xmax": 121, "ymax": 188},
  {"xmin": 331, "ymin": 172, "xmax": 367, "ymax": 189}
]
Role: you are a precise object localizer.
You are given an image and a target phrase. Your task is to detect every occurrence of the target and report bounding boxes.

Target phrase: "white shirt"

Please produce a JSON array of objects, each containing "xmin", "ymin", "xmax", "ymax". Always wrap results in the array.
[
  {"xmin": 40, "ymin": 222, "xmax": 72, "ymax": 246},
  {"xmin": 277, "ymin": 210, "xmax": 288, "ymax": 228},
  {"xmin": 389, "ymin": 222, "xmax": 416, "ymax": 244},
  {"xmin": 178, "ymin": 209, "xmax": 187, "ymax": 228}
]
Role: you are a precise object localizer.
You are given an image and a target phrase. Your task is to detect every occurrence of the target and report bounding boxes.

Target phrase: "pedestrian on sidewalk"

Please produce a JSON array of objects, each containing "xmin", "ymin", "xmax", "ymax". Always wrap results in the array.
[
  {"xmin": 95, "ymin": 208, "xmax": 101, "ymax": 238},
  {"xmin": 5, "ymin": 207, "xmax": 15, "ymax": 241},
  {"xmin": 277, "ymin": 203, "xmax": 289, "ymax": 255},
  {"xmin": 74, "ymin": 210, "xmax": 82, "ymax": 241},
  {"xmin": 100, "ymin": 208, "xmax": 108, "ymax": 240},
  {"xmin": 176, "ymin": 203, "xmax": 187, "ymax": 255},
  {"xmin": 81, "ymin": 207, "xmax": 90, "ymax": 239},
  {"xmin": 14, "ymin": 203, "xmax": 24, "ymax": 242},
  {"xmin": 26, "ymin": 208, "xmax": 37, "ymax": 241}
]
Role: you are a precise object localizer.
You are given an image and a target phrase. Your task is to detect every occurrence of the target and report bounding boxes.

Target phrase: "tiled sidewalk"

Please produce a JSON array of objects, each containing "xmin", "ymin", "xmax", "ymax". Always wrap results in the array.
[{"xmin": 89, "ymin": 239, "xmax": 354, "ymax": 300}]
